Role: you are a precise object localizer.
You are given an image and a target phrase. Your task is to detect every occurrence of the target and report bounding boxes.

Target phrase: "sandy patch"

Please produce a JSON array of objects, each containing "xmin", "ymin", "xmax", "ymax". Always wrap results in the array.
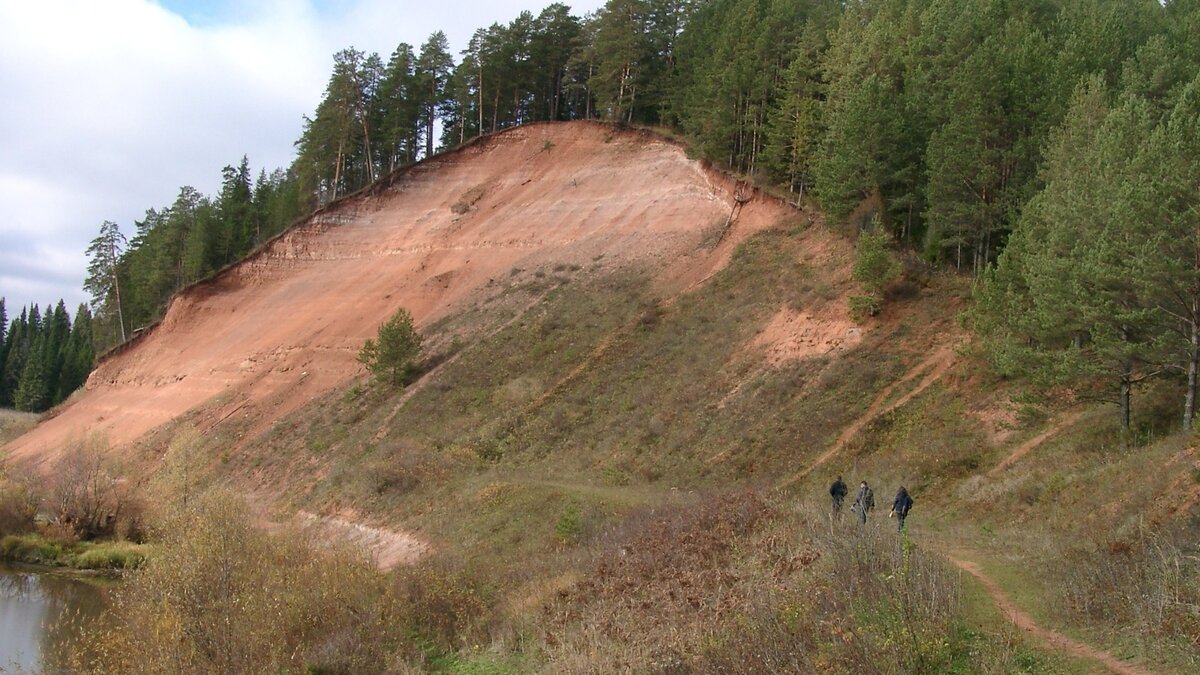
[
  {"xmin": 300, "ymin": 511, "xmax": 429, "ymax": 569},
  {"xmin": 751, "ymin": 306, "xmax": 863, "ymax": 365}
]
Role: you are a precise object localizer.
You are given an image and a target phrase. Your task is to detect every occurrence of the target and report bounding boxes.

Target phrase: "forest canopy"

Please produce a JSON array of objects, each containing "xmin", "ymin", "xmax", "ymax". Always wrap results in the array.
[{"xmin": 55, "ymin": 0, "xmax": 1200, "ymax": 426}]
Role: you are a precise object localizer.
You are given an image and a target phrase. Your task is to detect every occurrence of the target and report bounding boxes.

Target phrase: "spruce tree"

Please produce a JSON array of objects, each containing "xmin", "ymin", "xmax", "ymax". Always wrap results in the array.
[
  {"xmin": 0, "ymin": 308, "xmax": 28, "ymax": 407},
  {"xmin": 59, "ymin": 304, "xmax": 95, "ymax": 401},
  {"xmin": 0, "ymin": 298, "xmax": 7, "ymax": 405}
]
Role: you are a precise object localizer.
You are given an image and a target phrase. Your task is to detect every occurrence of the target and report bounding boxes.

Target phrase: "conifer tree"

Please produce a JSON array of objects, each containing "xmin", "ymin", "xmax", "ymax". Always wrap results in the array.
[
  {"xmin": 41, "ymin": 301, "xmax": 71, "ymax": 406},
  {"xmin": 59, "ymin": 304, "xmax": 95, "ymax": 401},
  {"xmin": 590, "ymin": 0, "xmax": 649, "ymax": 123},
  {"xmin": 0, "ymin": 298, "xmax": 7, "ymax": 405},
  {"xmin": 416, "ymin": 32, "xmax": 454, "ymax": 158},
  {"xmin": 85, "ymin": 220, "xmax": 128, "ymax": 344},
  {"xmin": 975, "ymin": 79, "xmax": 1165, "ymax": 436},
  {"xmin": 358, "ymin": 308, "xmax": 423, "ymax": 386},
  {"xmin": 0, "ymin": 308, "xmax": 28, "ymax": 407},
  {"xmin": 375, "ymin": 43, "xmax": 421, "ymax": 170}
]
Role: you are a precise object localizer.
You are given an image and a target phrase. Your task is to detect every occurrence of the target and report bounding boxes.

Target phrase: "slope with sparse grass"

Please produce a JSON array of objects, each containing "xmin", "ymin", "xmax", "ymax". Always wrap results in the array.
[{"xmin": 3, "ymin": 122, "xmax": 1197, "ymax": 672}]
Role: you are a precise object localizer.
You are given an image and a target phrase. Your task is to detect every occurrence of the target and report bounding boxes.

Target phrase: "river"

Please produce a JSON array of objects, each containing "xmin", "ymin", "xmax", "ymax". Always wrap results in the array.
[{"xmin": 0, "ymin": 565, "xmax": 109, "ymax": 672}]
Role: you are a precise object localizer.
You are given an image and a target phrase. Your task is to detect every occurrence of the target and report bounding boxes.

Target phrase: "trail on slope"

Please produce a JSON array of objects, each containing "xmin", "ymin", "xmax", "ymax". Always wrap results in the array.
[
  {"xmin": 986, "ymin": 410, "xmax": 1083, "ymax": 477},
  {"xmin": 947, "ymin": 553, "xmax": 1156, "ymax": 675},
  {"xmin": 298, "ymin": 512, "xmax": 428, "ymax": 569},
  {"xmin": 779, "ymin": 341, "xmax": 958, "ymax": 489}
]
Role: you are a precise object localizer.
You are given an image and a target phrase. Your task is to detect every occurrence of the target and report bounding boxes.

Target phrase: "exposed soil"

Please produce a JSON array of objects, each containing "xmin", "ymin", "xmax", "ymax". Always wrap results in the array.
[
  {"xmin": 3, "ymin": 122, "xmax": 811, "ymax": 557},
  {"xmin": 4, "ymin": 122, "xmax": 796, "ymax": 470},
  {"xmin": 298, "ymin": 512, "xmax": 428, "ymax": 569},
  {"xmin": 948, "ymin": 553, "xmax": 1156, "ymax": 675},
  {"xmin": 751, "ymin": 305, "xmax": 863, "ymax": 364}
]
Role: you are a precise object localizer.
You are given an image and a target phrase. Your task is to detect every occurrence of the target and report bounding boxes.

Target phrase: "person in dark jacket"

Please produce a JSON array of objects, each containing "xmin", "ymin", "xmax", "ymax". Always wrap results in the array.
[
  {"xmin": 850, "ymin": 480, "xmax": 874, "ymax": 524},
  {"xmin": 830, "ymin": 475, "xmax": 848, "ymax": 518},
  {"xmin": 890, "ymin": 486, "xmax": 913, "ymax": 532}
]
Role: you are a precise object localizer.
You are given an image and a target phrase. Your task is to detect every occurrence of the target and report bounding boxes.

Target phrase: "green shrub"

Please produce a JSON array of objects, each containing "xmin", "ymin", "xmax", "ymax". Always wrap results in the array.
[
  {"xmin": 358, "ymin": 307, "xmax": 423, "ymax": 386},
  {"xmin": 71, "ymin": 542, "xmax": 148, "ymax": 570},
  {"xmin": 848, "ymin": 294, "xmax": 881, "ymax": 321}
]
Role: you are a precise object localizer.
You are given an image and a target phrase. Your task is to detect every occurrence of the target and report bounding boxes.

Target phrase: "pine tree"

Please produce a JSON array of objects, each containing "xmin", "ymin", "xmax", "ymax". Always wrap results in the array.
[
  {"xmin": 590, "ymin": 0, "xmax": 650, "ymax": 123},
  {"xmin": 85, "ymin": 220, "xmax": 128, "ymax": 344},
  {"xmin": 374, "ymin": 43, "xmax": 421, "ymax": 171},
  {"xmin": 974, "ymin": 79, "xmax": 1164, "ymax": 436},
  {"xmin": 1124, "ymin": 75, "xmax": 1200, "ymax": 429},
  {"xmin": 358, "ymin": 308, "xmax": 423, "ymax": 386},
  {"xmin": 415, "ymin": 32, "xmax": 454, "ymax": 158}
]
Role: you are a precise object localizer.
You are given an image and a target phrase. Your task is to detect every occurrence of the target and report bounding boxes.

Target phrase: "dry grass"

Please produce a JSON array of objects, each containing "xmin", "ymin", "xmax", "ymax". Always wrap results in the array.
[{"xmin": 0, "ymin": 408, "xmax": 38, "ymax": 445}]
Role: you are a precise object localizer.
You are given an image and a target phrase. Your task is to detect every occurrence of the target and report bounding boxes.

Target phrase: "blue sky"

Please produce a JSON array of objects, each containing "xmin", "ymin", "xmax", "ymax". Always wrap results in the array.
[{"xmin": 0, "ymin": 0, "xmax": 605, "ymax": 319}]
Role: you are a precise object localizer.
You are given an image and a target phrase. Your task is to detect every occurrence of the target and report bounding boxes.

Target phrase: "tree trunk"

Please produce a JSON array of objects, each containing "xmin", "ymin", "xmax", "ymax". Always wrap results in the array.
[
  {"xmin": 110, "ymin": 241, "xmax": 126, "ymax": 343},
  {"xmin": 1120, "ymin": 324, "xmax": 1132, "ymax": 443},
  {"xmin": 1120, "ymin": 371, "xmax": 1131, "ymax": 441},
  {"xmin": 1186, "ymin": 302, "xmax": 1199, "ymax": 431}
]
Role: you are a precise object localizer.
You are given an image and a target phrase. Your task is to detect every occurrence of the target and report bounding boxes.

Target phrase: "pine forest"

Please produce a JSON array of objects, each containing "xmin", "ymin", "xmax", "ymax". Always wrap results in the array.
[{"xmin": 5, "ymin": 0, "xmax": 1199, "ymax": 425}]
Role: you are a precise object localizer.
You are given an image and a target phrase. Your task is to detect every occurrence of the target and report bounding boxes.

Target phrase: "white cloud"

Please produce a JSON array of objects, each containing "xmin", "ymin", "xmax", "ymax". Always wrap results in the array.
[{"xmin": 0, "ymin": 0, "xmax": 605, "ymax": 317}]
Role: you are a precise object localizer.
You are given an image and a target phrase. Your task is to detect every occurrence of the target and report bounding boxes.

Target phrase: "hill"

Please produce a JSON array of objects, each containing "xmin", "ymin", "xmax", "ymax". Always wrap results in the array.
[
  {"xmin": 3, "ymin": 122, "xmax": 1196, "ymax": 673},
  {"xmin": 5, "ymin": 122, "xmax": 799, "ymax": 466}
]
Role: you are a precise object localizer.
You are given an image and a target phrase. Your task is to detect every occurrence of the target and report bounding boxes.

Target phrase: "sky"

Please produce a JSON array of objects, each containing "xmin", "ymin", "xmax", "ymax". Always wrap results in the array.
[{"xmin": 0, "ymin": 0, "xmax": 605, "ymax": 321}]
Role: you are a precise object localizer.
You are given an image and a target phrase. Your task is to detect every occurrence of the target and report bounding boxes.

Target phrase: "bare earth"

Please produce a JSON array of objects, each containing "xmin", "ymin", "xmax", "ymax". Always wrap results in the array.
[{"xmin": 4, "ymin": 123, "xmax": 806, "ymax": 469}]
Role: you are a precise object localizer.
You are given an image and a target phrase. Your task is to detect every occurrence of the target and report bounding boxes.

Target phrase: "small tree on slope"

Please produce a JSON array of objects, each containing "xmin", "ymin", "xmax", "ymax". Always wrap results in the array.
[{"xmin": 358, "ymin": 307, "xmax": 422, "ymax": 387}]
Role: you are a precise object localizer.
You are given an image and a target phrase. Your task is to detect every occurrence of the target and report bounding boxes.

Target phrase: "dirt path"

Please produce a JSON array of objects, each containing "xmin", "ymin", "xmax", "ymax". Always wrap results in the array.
[
  {"xmin": 986, "ymin": 410, "xmax": 1083, "ymax": 477},
  {"xmin": 947, "ymin": 553, "xmax": 1156, "ymax": 675},
  {"xmin": 298, "ymin": 511, "xmax": 428, "ymax": 569},
  {"xmin": 779, "ymin": 341, "xmax": 957, "ymax": 488}
]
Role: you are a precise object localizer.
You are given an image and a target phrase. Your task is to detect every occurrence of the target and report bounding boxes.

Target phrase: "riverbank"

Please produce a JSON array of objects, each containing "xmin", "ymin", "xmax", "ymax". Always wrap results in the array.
[{"xmin": 0, "ymin": 533, "xmax": 147, "ymax": 572}]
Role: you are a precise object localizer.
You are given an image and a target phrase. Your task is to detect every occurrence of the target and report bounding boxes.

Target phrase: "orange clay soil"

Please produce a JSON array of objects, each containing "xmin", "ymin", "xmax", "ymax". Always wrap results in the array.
[{"xmin": 4, "ymin": 122, "xmax": 808, "ymax": 469}]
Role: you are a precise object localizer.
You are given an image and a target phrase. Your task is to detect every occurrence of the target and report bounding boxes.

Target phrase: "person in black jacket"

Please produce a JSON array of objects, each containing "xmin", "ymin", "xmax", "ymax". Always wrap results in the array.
[
  {"xmin": 850, "ymin": 480, "xmax": 874, "ymax": 524},
  {"xmin": 890, "ymin": 486, "xmax": 913, "ymax": 532},
  {"xmin": 830, "ymin": 475, "xmax": 848, "ymax": 518}
]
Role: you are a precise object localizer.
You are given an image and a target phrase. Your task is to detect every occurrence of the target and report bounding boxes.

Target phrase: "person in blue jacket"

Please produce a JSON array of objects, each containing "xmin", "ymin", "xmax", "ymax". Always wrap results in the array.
[{"xmin": 890, "ymin": 486, "xmax": 913, "ymax": 532}]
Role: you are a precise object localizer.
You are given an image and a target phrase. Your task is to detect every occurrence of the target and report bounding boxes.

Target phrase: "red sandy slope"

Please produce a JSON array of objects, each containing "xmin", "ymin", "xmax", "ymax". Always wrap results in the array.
[{"xmin": 5, "ymin": 122, "xmax": 796, "ymax": 466}]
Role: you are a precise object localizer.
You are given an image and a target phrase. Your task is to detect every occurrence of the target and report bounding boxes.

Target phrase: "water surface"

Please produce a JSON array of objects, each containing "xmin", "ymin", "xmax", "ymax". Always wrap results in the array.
[{"xmin": 0, "ymin": 565, "xmax": 108, "ymax": 672}]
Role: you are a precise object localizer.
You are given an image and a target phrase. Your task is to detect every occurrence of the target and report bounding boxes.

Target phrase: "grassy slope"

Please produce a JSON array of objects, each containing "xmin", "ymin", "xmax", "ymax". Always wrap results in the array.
[
  {"xmin": 116, "ymin": 214, "xmax": 1198, "ymax": 670},
  {"xmin": 0, "ymin": 409, "xmax": 38, "ymax": 446}
]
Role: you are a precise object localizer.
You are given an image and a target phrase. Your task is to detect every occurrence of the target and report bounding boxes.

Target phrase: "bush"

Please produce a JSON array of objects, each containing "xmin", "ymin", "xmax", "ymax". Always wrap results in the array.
[
  {"xmin": 71, "ymin": 541, "xmax": 148, "ymax": 570},
  {"xmin": 0, "ymin": 468, "xmax": 37, "ymax": 535},
  {"xmin": 69, "ymin": 489, "xmax": 407, "ymax": 673},
  {"xmin": 849, "ymin": 294, "xmax": 881, "ymax": 321},
  {"xmin": 1048, "ymin": 527, "xmax": 1200, "ymax": 650},
  {"xmin": 358, "ymin": 307, "xmax": 423, "ymax": 386},
  {"xmin": 47, "ymin": 437, "xmax": 143, "ymax": 540}
]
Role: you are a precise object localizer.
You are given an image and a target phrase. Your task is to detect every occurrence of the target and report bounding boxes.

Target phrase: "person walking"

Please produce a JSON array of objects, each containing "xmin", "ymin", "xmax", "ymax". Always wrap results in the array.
[
  {"xmin": 890, "ymin": 486, "xmax": 913, "ymax": 532},
  {"xmin": 830, "ymin": 475, "xmax": 848, "ymax": 518},
  {"xmin": 850, "ymin": 480, "xmax": 874, "ymax": 524}
]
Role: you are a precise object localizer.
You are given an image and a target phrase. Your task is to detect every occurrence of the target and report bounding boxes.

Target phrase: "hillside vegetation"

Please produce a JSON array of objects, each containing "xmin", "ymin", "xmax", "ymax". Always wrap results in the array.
[{"xmin": 2, "ymin": 0, "xmax": 1199, "ymax": 672}]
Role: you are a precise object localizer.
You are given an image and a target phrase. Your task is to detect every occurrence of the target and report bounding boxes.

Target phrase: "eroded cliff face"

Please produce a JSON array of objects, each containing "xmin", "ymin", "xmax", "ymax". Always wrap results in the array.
[{"xmin": 6, "ymin": 122, "xmax": 801, "ymax": 465}]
